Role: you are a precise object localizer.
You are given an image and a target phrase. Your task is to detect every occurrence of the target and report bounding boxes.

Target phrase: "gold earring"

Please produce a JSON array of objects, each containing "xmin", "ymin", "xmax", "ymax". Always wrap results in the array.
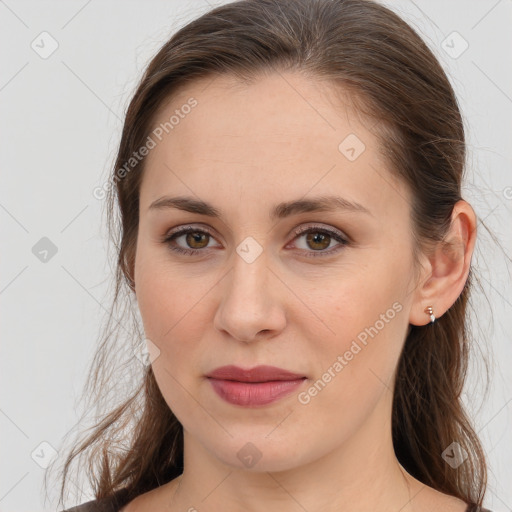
[{"xmin": 424, "ymin": 306, "xmax": 435, "ymax": 324}]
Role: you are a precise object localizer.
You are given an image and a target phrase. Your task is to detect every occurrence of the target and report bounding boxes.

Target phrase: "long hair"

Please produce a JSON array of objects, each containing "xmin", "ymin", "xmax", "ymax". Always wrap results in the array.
[{"xmin": 47, "ymin": 0, "xmax": 491, "ymax": 508}]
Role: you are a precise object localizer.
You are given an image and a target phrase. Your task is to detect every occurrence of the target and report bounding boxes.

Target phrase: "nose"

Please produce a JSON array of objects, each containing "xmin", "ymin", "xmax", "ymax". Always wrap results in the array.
[{"xmin": 213, "ymin": 251, "xmax": 287, "ymax": 343}]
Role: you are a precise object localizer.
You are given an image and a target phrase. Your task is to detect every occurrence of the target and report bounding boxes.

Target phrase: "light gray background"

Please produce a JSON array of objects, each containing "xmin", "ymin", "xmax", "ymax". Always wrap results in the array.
[{"xmin": 1, "ymin": 1, "xmax": 511, "ymax": 511}]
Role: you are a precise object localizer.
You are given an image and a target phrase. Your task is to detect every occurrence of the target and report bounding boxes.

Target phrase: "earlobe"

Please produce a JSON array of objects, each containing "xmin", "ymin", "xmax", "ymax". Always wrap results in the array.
[
  {"xmin": 408, "ymin": 200, "xmax": 477, "ymax": 326},
  {"xmin": 424, "ymin": 305, "xmax": 435, "ymax": 323}
]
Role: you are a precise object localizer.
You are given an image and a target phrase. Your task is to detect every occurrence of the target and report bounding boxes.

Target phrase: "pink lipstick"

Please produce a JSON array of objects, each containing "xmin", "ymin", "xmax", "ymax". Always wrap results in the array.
[{"xmin": 206, "ymin": 365, "xmax": 307, "ymax": 406}]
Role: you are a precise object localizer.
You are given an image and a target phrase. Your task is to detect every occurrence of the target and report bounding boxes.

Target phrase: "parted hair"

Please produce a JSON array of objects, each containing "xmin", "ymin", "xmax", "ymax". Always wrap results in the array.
[{"xmin": 47, "ymin": 0, "xmax": 490, "ymax": 509}]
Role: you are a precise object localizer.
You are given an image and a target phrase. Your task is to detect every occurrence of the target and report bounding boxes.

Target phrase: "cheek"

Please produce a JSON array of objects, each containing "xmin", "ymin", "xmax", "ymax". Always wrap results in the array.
[
  {"xmin": 301, "ymin": 261, "xmax": 409, "ymax": 397},
  {"xmin": 295, "ymin": 300, "xmax": 407, "ymax": 447},
  {"xmin": 135, "ymin": 239, "xmax": 197, "ymax": 341},
  {"xmin": 136, "ymin": 273, "xmax": 201, "ymax": 355},
  {"xmin": 135, "ymin": 267, "xmax": 207, "ymax": 421},
  {"xmin": 135, "ymin": 272, "xmax": 170, "ymax": 341},
  {"xmin": 134, "ymin": 248, "xmax": 219, "ymax": 380}
]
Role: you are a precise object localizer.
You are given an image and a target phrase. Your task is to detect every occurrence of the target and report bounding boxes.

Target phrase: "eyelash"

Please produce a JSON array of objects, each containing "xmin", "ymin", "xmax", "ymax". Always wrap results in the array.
[{"xmin": 161, "ymin": 224, "xmax": 349, "ymax": 259}]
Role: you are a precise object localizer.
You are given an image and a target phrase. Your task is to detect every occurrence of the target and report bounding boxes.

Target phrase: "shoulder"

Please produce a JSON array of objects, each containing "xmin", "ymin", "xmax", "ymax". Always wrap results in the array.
[
  {"xmin": 60, "ymin": 499, "xmax": 109, "ymax": 512},
  {"xmin": 465, "ymin": 505, "xmax": 494, "ymax": 512},
  {"xmin": 59, "ymin": 481, "xmax": 180, "ymax": 512},
  {"xmin": 60, "ymin": 488, "xmax": 131, "ymax": 512}
]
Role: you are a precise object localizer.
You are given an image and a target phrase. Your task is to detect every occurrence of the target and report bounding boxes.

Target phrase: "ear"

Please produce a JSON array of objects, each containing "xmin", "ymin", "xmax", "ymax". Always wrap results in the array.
[{"xmin": 409, "ymin": 200, "xmax": 477, "ymax": 326}]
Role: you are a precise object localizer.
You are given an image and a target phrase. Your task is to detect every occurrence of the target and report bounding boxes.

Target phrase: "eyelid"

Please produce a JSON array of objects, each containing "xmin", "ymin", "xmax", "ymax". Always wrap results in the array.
[
  {"xmin": 162, "ymin": 223, "xmax": 218, "ymax": 242},
  {"xmin": 162, "ymin": 222, "xmax": 349, "ymax": 257},
  {"xmin": 161, "ymin": 224, "xmax": 219, "ymax": 247},
  {"xmin": 286, "ymin": 223, "xmax": 349, "ymax": 257},
  {"xmin": 291, "ymin": 222, "xmax": 347, "ymax": 239},
  {"xmin": 163, "ymin": 222, "xmax": 347, "ymax": 241}
]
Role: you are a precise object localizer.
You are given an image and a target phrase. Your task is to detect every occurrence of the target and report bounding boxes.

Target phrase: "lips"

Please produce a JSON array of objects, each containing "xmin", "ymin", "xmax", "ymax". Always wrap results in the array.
[
  {"xmin": 205, "ymin": 365, "xmax": 306, "ymax": 382},
  {"xmin": 205, "ymin": 365, "xmax": 307, "ymax": 406}
]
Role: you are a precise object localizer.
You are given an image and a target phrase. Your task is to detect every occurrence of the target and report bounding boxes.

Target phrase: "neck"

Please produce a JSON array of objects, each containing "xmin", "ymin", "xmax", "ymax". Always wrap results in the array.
[{"xmin": 166, "ymin": 393, "xmax": 426, "ymax": 512}]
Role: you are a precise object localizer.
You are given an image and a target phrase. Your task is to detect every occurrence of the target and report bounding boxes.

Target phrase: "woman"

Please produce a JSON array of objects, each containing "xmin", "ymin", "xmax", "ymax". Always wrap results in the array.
[{"xmin": 53, "ymin": 0, "xmax": 493, "ymax": 510}]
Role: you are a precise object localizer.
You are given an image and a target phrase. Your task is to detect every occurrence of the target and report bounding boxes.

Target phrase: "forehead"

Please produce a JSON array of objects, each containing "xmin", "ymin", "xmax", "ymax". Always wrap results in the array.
[
  {"xmin": 148, "ymin": 71, "xmax": 374, "ymax": 160},
  {"xmin": 140, "ymin": 72, "xmax": 408, "ymax": 221}
]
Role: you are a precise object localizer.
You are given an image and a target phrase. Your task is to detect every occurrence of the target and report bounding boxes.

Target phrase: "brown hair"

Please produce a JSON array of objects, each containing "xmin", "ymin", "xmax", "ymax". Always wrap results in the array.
[{"xmin": 47, "ymin": 0, "xmax": 492, "ymax": 509}]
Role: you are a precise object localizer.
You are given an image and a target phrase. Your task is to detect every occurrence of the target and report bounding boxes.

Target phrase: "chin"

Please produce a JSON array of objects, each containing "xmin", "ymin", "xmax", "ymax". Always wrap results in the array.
[{"xmin": 205, "ymin": 435, "xmax": 308, "ymax": 474}]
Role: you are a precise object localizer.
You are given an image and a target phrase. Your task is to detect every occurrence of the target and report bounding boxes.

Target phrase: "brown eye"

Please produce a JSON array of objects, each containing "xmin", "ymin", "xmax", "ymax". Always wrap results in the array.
[
  {"xmin": 184, "ymin": 231, "xmax": 210, "ymax": 249},
  {"xmin": 291, "ymin": 225, "xmax": 349, "ymax": 258},
  {"xmin": 162, "ymin": 224, "xmax": 349, "ymax": 259},
  {"xmin": 163, "ymin": 227, "xmax": 218, "ymax": 255},
  {"xmin": 304, "ymin": 231, "xmax": 331, "ymax": 251}
]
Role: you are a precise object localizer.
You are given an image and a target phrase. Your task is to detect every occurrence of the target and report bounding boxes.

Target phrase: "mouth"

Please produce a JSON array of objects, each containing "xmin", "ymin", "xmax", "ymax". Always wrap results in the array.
[
  {"xmin": 205, "ymin": 364, "xmax": 306, "ymax": 382},
  {"xmin": 205, "ymin": 365, "xmax": 307, "ymax": 407}
]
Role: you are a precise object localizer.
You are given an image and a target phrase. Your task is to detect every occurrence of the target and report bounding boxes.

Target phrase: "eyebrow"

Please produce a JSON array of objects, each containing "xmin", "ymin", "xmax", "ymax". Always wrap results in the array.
[{"xmin": 148, "ymin": 195, "xmax": 372, "ymax": 220}]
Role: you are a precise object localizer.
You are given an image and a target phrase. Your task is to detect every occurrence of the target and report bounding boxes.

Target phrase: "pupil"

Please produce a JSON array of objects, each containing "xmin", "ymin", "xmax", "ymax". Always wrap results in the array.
[
  {"xmin": 307, "ymin": 232, "xmax": 329, "ymax": 250},
  {"xmin": 188, "ymin": 232, "xmax": 207, "ymax": 247}
]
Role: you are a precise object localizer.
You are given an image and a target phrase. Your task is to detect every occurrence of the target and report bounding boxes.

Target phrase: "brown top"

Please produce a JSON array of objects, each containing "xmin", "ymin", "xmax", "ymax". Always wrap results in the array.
[
  {"xmin": 61, "ymin": 488, "xmax": 131, "ymax": 512},
  {"xmin": 61, "ymin": 491, "xmax": 492, "ymax": 512}
]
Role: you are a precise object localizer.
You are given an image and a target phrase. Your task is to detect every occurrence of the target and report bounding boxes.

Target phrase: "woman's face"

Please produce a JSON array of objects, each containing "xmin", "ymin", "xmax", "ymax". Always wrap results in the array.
[{"xmin": 134, "ymin": 72, "xmax": 420, "ymax": 472}]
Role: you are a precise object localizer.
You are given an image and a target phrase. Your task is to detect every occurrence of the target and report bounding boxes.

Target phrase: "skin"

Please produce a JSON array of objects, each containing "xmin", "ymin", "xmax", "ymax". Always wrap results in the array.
[{"xmin": 124, "ymin": 71, "xmax": 477, "ymax": 512}]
